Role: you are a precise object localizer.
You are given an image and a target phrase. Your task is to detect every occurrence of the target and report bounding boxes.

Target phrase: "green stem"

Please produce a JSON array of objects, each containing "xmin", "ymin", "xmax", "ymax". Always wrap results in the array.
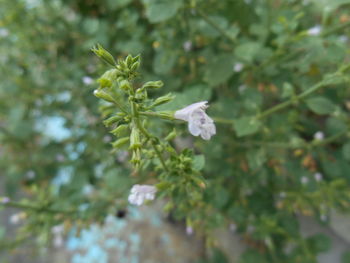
[
  {"xmin": 196, "ymin": 9, "xmax": 236, "ymax": 45},
  {"xmin": 132, "ymin": 102, "xmax": 169, "ymax": 171},
  {"xmin": 1, "ymin": 201, "xmax": 75, "ymax": 214}
]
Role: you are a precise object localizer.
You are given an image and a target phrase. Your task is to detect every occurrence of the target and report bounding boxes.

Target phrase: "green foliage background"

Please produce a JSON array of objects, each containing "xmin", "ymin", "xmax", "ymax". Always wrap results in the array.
[{"xmin": 0, "ymin": 0, "xmax": 350, "ymax": 262}]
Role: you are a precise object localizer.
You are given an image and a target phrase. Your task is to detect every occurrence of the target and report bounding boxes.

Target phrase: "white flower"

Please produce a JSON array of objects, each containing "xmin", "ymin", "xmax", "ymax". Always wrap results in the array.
[
  {"xmin": 128, "ymin": 184, "xmax": 157, "ymax": 206},
  {"xmin": 233, "ymin": 63, "xmax": 244, "ymax": 72},
  {"xmin": 174, "ymin": 101, "xmax": 216, "ymax": 140},
  {"xmin": 0, "ymin": 197, "xmax": 10, "ymax": 204},
  {"xmin": 0, "ymin": 28, "xmax": 9, "ymax": 37},
  {"xmin": 51, "ymin": 225, "xmax": 65, "ymax": 248},
  {"xmin": 186, "ymin": 226, "xmax": 193, "ymax": 235},
  {"xmin": 314, "ymin": 131, "xmax": 324, "ymax": 140},
  {"xmin": 307, "ymin": 25, "xmax": 322, "ymax": 36},
  {"xmin": 9, "ymin": 212, "xmax": 26, "ymax": 224},
  {"xmin": 82, "ymin": 76, "xmax": 93, "ymax": 85},
  {"xmin": 301, "ymin": 176, "xmax": 309, "ymax": 185},
  {"xmin": 183, "ymin": 41, "xmax": 192, "ymax": 52},
  {"xmin": 314, "ymin": 172, "xmax": 323, "ymax": 182}
]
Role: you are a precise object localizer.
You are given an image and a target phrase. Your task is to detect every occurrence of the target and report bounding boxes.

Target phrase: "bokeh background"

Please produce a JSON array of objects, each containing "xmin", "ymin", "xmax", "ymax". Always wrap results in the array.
[{"xmin": 0, "ymin": 0, "xmax": 350, "ymax": 262}]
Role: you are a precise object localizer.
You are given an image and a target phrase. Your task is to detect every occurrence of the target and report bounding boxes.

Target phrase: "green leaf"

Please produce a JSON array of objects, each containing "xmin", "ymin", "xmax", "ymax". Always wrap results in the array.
[
  {"xmin": 247, "ymin": 149, "xmax": 267, "ymax": 170},
  {"xmin": 342, "ymin": 143, "xmax": 350, "ymax": 161},
  {"xmin": 193, "ymin": 155, "xmax": 205, "ymax": 171},
  {"xmin": 233, "ymin": 117, "xmax": 262, "ymax": 137},
  {"xmin": 305, "ymin": 96, "xmax": 336, "ymax": 115},
  {"xmin": 153, "ymin": 49, "xmax": 177, "ymax": 74},
  {"xmin": 143, "ymin": 0, "xmax": 183, "ymax": 23},
  {"xmin": 204, "ymin": 54, "xmax": 234, "ymax": 87},
  {"xmin": 234, "ymin": 42, "xmax": 262, "ymax": 63}
]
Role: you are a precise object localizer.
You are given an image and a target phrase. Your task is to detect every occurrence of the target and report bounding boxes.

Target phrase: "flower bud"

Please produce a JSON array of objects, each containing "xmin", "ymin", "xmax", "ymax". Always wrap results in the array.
[
  {"xmin": 154, "ymin": 111, "xmax": 175, "ymax": 120},
  {"xmin": 91, "ymin": 44, "xmax": 117, "ymax": 66},
  {"xmin": 103, "ymin": 115, "xmax": 122, "ymax": 127},
  {"xmin": 165, "ymin": 129, "xmax": 177, "ymax": 141},
  {"xmin": 131, "ymin": 61, "xmax": 140, "ymax": 72},
  {"xmin": 131, "ymin": 148, "xmax": 141, "ymax": 165},
  {"xmin": 126, "ymin": 55, "xmax": 133, "ymax": 67},
  {"xmin": 93, "ymin": 89, "xmax": 115, "ymax": 103},
  {"xmin": 142, "ymin": 80, "xmax": 164, "ymax": 89},
  {"xmin": 119, "ymin": 80, "xmax": 131, "ymax": 91},
  {"xmin": 152, "ymin": 93, "xmax": 174, "ymax": 107},
  {"xmin": 98, "ymin": 78, "xmax": 112, "ymax": 88},
  {"xmin": 130, "ymin": 128, "xmax": 141, "ymax": 149},
  {"xmin": 112, "ymin": 137, "xmax": 130, "ymax": 148},
  {"xmin": 110, "ymin": 124, "xmax": 129, "ymax": 137}
]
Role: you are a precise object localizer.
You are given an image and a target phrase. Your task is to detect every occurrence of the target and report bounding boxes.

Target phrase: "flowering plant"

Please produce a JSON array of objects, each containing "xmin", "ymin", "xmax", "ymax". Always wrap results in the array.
[{"xmin": 1, "ymin": 0, "xmax": 350, "ymax": 262}]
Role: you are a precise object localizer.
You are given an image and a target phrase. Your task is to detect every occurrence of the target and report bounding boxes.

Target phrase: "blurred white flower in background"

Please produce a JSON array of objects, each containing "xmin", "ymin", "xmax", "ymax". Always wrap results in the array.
[
  {"xmin": 0, "ymin": 197, "xmax": 10, "ymax": 204},
  {"xmin": 307, "ymin": 25, "xmax": 322, "ymax": 36},
  {"xmin": 183, "ymin": 41, "xmax": 192, "ymax": 52},
  {"xmin": 128, "ymin": 184, "xmax": 157, "ymax": 206},
  {"xmin": 186, "ymin": 226, "xmax": 193, "ymax": 235},
  {"xmin": 82, "ymin": 76, "xmax": 94, "ymax": 85},
  {"xmin": 314, "ymin": 131, "xmax": 324, "ymax": 140},
  {"xmin": 175, "ymin": 101, "xmax": 216, "ymax": 140},
  {"xmin": 9, "ymin": 212, "xmax": 26, "ymax": 225},
  {"xmin": 0, "ymin": 28, "xmax": 9, "ymax": 37},
  {"xmin": 314, "ymin": 172, "xmax": 323, "ymax": 182},
  {"xmin": 233, "ymin": 63, "xmax": 244, "ymax": 72},
  {"xmin": 301, "ymin": 176, "xmax": 309, "ymax": 185},
  {"xmin": 52, "ymin": 225, "xmax": 65, "ymax": 248}
]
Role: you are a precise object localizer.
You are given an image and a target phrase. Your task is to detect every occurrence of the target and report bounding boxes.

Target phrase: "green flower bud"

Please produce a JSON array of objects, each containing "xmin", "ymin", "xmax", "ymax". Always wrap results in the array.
[
  {"xmin": 151, "ymin": 93, "xmax": 174, "ymax": 107},
  {"xmin": 119, "ymin": 80, "xmax": 131, "ymax": 91},
  {"xmin": 110, "ymin": 124, "xmax": 129, "ymax": 137},
  {"xmin": 111, "ymin": 137, "xmax": 130, "ymax": 148},
  {"xmin": 142, "ymin": 80, "xmax": 164, "ymax": 89},
  {"xmin": 131, "ymin": 148, "xmax": 141, "ymax": 165},
  {"xmin": 130, "ymin": 127, "xmax": 141, "ymax": 149},
  {"xmin": 132, "ymin": 54, "xmax": 141, "ymax": 63},
  {"xmin": 154, "ymin": 111, "xmax": 175, "ymax": 120},
  {"xmin": 91, "ymin": 44, "xmax": 116, "ymax": 66},
  {"xmin": 131, "ymin": 61, "xmax": 140, "ymax": 72},
  {"xmin": 103, "ymin": 115, "xmax": 122, "ymax": 127},
  {"xmin": 93, "ymin": 89, "xmax": 115, "ymax": 103},
  {"xmin": 165, "ymin": 129, "xmax": 177, "ymax": 141},
  {"xmin": 126, "ymin": 54, "xmax": 133, "ymax": 67},
  {"xmin": 98, "ymin": 78, "xmax": 112, "ymax": 88},
  {"xmin": 135, "ymin": 88, "xmax": 147, "ymax": 100}
]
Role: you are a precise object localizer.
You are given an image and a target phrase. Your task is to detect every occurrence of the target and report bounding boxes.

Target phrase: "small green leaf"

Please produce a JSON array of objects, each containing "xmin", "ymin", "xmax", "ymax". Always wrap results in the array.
[
  {"xmin": 143, "ymin": 0, "xmax": 183, "ymax": 23},
  {"xmin": 233, "ymin": 117, "xmax": 262, "ymax": 137},
  {"xmin": 204, "ymin": 54, "xmax": 234, "ymax": 87},
  {"xmin": 234, "ymin": 42, "xmax": 262, "ymax": 63},
  {"xmin": 306, "ymin": 96, "xmax": 335, "ymax": 115},
  {"xmin": 193, "ymin": 155, "xmax": 205, "ymax": 171}
]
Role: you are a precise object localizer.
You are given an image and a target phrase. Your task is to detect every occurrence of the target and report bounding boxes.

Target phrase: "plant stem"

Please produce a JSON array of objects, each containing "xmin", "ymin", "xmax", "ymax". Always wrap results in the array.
[
  {"xmin": 1, "ymin": 201, "xmax": 74, "ymax": 214},
  {"xmin": 132, "ymin": 102, "xmax": 169, "ymax": 171}
]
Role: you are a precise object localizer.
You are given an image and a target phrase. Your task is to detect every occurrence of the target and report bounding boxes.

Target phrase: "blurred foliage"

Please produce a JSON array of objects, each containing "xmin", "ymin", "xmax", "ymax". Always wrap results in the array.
[{"xmin": 0, "ymin": 0, "xmax": 350, "ymax": 262}]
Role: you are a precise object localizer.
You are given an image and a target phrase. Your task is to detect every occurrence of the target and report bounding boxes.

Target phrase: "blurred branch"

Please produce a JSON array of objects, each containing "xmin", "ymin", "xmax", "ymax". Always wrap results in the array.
[
  {"xmin": 232, "ymin": 130, "xmax": 348, "ymax": 149},
  {"xmin": 1, "ymin": 201, "xmax": 76, "ymax": 215}
]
